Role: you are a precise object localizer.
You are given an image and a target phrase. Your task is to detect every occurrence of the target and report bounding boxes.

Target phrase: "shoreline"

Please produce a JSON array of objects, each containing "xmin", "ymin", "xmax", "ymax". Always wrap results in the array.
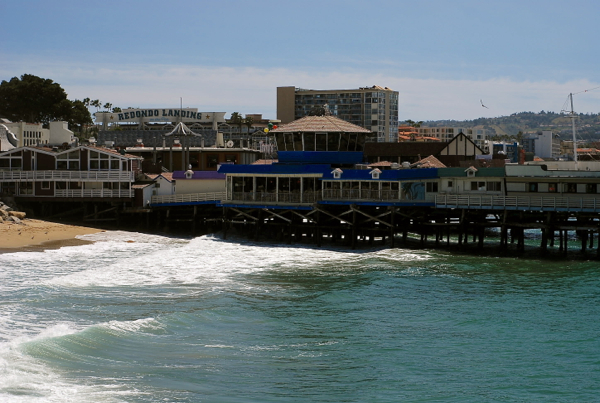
[{"xmin": 0, "ymin": 218, "xmax": 104, "ymax": 253}]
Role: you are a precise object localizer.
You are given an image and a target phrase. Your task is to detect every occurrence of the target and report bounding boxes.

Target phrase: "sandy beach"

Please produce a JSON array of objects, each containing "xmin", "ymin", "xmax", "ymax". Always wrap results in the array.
[{"xmin": 0, "ymin": 219, "xmax": 103, "ymax": 252}]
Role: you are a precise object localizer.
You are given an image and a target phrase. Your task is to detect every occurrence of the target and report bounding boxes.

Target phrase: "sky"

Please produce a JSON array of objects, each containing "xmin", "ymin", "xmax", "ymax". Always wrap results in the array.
[{"xmin": 1, "ymin": 0, "xmax": 599, "ymax": 122}]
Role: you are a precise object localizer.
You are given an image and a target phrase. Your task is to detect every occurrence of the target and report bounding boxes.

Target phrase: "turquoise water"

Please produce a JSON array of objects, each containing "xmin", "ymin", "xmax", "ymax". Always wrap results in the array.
[{"xmin": 1, "ymin": 231, "xmax": 599, "ymax": 402}]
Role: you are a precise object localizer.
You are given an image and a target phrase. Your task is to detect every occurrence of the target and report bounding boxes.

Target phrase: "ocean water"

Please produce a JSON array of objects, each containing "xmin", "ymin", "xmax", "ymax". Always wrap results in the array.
[{"xmin": 1, "ymin": 231, "xmax": 599, "ymax": 402}]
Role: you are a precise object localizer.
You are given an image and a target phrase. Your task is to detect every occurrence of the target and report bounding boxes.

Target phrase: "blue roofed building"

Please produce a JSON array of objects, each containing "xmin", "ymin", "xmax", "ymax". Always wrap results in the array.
[{"xmin": 218, "ymin": 115, "xmax": 439, "ymax": 208}]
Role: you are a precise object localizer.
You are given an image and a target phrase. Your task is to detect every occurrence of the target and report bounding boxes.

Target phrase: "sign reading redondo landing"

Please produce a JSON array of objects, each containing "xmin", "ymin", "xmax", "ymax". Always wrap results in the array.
[{"xmin": 95, "ymin": 109, "xmax": 226, "ymax": 124}]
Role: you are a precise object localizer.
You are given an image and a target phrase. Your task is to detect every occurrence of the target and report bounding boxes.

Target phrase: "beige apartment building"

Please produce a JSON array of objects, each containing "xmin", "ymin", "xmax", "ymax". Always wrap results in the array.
[
  {"xmin": 277, "ymin": 86, "xmax": 399, "ymax": 143},
  {"xmin": 0, "ymin": 121, "xmax": 76, "ymax": 149}
]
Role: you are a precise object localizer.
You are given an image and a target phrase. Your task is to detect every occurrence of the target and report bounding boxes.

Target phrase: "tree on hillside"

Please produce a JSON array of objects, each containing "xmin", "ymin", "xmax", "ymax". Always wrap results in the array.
[
  {"xmin": 0, "ymin": 74, "xmax": 95, "ymax": 133},
  {"xmin": 0, "ymin": 74, "xmax": 70, "ymax": 125},
  {"xmin": 404, "ymin": 119, "xmax": 423, "ymax": 128},
  {"xmin": 59, "ymin": 99, "xmax": 93, "ymax": 133}
]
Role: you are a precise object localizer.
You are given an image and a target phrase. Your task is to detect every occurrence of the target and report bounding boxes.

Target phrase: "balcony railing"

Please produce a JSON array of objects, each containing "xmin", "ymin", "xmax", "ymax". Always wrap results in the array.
[
  {"xmin": 53, "ymin": 189, "xmax": 134, "ymax": 198},
  {"xmin": 322, "ymin": 189, "xmax": 409, "ymax": 202},
  {"xmin": 0, "ymin": 170, "xmax": 135, "ymax": 181},
  {"xmin": 228, "ymin": 191, "xmax": 321, "ymax": 204},
  {"xmin": 151, "ymin": 192, "xmax": 226, "ymax": 205},
  {"xmin": 436, "ymin": 194, "xmax": 600, "ymax": 212}
]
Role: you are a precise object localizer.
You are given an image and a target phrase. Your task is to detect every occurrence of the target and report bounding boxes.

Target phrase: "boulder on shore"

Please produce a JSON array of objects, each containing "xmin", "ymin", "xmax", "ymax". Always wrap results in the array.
[
  {"xmin": 8, "ymin": 216, "xmax": 21, "ymax": 224},
  {"xmin": 8, "ymin": 211, "xmax": 26, "ymax": 220}
]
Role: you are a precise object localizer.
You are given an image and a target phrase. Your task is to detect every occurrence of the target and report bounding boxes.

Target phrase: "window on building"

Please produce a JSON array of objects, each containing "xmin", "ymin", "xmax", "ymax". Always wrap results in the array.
[
  {"xmin": 529, "ymin": 183, "xmax": 538, "ymax": 192},
  {"xmin": 207, "ymin": 156, "xmax": 219, "ymax": 168},
  {"xmin": 566, "ymin": 183, "xmax": 577, "ymax": 193},
  {"xmin": 19, "ymin": 182, "xmax": 33, "ymax": 195},
  {"xmin": 304, "ymin": 132, "xmax": 315, "ymax": 151},
  {"xmin": 586, "ymin": 183, "xmax": 597, "ymax": 194},
  {"xmin": 487, "ymin": 182, "xmax": 502, "ymax": 192},
  {"xmin": 0, "ymin": 157, "xmax": 21, "ymax": 170},
  {"xmin": 548, "ymin": 183, "xmax": 557, "ymax": 193},
  {"xmin": 41, "ymin": 181, "xmax": 50, "ymax": 190},
  {"xmin": 57, "ymin": 150, "xmax": 80, "ymax": 170},
  {"xmin": 447, "ymin": 180, "xmax": 453, "ymax": 188},
  {"xmin": 471, "ymin": 181, "xmax": 486, "ymax": 191},
  {"xmin": 426, "ymin": 182, "xmax": 438, "ymax": 192}
]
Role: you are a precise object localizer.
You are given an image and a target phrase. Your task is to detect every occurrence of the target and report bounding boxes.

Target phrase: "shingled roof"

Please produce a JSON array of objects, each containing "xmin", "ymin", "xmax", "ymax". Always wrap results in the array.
[
  {"xmin": 271, "ymin": 115, "xmax": 371, "ymax": 133},
  {"xmin": 410, "ymin": 155, "xmax": 446, "ymax": 168}
]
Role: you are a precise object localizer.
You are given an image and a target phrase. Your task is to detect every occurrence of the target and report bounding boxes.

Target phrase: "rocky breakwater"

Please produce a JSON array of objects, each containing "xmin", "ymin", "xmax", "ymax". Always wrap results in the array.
[{"xmin": 0, "ymin": 200, "xmax": 27, "ymax": 224}]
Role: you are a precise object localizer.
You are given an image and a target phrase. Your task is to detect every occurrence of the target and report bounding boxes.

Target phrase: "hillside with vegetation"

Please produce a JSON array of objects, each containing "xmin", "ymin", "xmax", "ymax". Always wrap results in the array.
[{"xmin": 421, "ymin": 111, "xmax": 600, "ymax": 143}]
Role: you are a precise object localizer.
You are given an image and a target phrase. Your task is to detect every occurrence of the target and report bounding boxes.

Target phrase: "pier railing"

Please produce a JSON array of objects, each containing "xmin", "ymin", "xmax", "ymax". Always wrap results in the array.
[
  {"xmin": 151, "ymin": 192, "xmax": 226, "ymax": 205},
  {"xmin": 436, "ymin": 194, "xmax": 600, "ymax": 212},
  {"xmin": 228, "ymin": 191, "xmax": 321, "ymax": 204},
  {"xmin": 226, "ymin": 190, "xmax": 433, "ymax": 204},
  {"xmin": 0, "ymin": 170, "xmax": 135, "ymax": 181}
]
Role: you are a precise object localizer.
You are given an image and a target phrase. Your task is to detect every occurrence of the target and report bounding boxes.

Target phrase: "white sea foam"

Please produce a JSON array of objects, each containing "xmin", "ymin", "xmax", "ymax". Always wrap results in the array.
[
  {"xmin": 0, "ymin": 322, "xmax": 130, "ymax": 403},
  {"xmin": 370, "ymin": 247, "xmax": 433, "ymax": 262},
  {"xmin": 102, "ymin": 317, "xmax": 162, "ymax": 334},
  {"xmin": 42, "ymin": 232, "xmax": 376, "ymax": 288},
  {"xmin": 0, "ymin": 231, "xmax": 434, "ymax": 401}
]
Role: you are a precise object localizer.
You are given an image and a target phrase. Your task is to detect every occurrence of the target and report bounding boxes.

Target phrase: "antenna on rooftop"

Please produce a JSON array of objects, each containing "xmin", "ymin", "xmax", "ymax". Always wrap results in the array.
[
  {"xmin": 568, "ymin": 93, "xmax": 578, "ymax": 168},
  {"xmin": 561, "ymin": 86, "xmax": 600, "ymax": 168}
]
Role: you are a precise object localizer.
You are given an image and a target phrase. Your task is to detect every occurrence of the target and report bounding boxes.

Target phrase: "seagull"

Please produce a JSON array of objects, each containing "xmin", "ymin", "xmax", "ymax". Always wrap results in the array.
[{"xmin": 480, "ymin": 99, "xmax": 489, "ymax": 108}]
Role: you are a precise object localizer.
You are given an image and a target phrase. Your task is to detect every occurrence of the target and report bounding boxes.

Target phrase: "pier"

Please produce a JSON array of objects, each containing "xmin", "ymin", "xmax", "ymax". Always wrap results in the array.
[{"xmin": 219, "ymin": 196, "xmax": 600, "ymax": 257}]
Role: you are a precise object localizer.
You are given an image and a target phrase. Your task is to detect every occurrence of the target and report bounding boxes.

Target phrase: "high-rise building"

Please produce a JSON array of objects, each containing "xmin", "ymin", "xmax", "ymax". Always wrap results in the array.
[
  {"xmin": 522, "ymin": 131, "xmax": 561, "ymax": 159},
  {"xmin": 277, "ymin": 86, "xmax": 399, "ymax": 143}
]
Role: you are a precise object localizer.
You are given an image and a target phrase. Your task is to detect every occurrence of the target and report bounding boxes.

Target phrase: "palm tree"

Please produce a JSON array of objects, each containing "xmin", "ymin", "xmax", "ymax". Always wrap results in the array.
[
  {"xmin": 90, "ymin": 99, "xmax": 101, "ymax": 112},
  {"xmin": 229, "ymin": 112, "xmax": 243, "ymax": 134},
  {"xmin": 244, "ymin": 116, "xmax": 254, "ymax": 134}
]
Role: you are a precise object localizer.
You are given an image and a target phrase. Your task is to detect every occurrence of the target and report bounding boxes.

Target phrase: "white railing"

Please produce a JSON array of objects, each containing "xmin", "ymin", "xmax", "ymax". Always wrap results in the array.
[
  {"xmin": 0, "ymin": 170, "xmax": 135, "ymax": 181},
  {"xmin": 151, "ymin": 192, "xmax": 226, "ymax": 205},
  {"xmin": 228, "ymin": 191, "xmax": 321, "ymax": 204},
  {"xmin": 54, "ymin": 189, "xmax": 134, "ymax": 198},
  {"xmin": 323, "ymin": 189, "xmax": 402, "ymax": 201},
  {"xmin": 436, "ymin": 194, "xmax": 600, "ymax": 212}
]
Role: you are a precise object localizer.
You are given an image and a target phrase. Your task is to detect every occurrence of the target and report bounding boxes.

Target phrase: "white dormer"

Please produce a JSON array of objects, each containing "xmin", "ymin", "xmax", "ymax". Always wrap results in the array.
[
  {"xmin": 370, "ymin": 168, "xmax": 381, "ymax": 179},
  {"xmin": 331, "ymin": 168, "xmax": 343, "ymax": 179},
  {"xmin": 465, "ymin": 166, "xmax": 478, "ymax": 178}
]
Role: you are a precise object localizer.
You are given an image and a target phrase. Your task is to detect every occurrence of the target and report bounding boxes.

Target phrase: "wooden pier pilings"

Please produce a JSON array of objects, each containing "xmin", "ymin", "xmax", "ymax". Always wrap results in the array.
[{"xmin": 221, "ymin": 204, "xmax": 600, "ymax": 258}]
